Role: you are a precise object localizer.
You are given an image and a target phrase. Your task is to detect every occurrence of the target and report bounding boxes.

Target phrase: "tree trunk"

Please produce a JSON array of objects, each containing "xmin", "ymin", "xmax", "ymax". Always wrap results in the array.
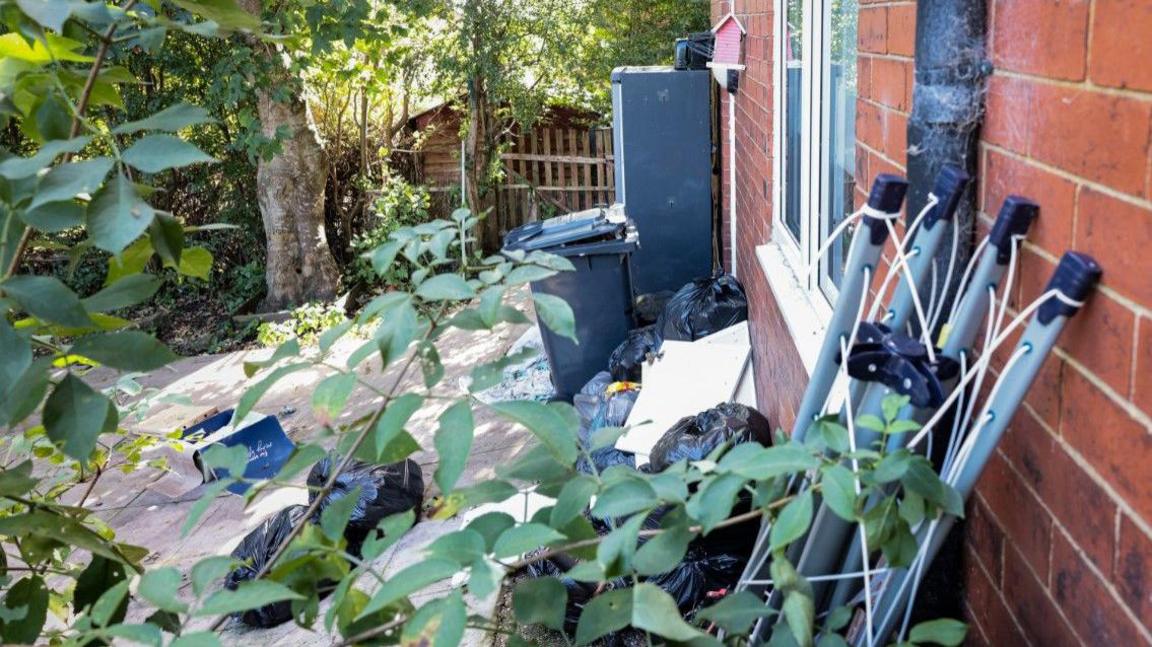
[
  {"xmin": 465, "ymin": 75, "xmax": 502, "ymax": 253},
  {"xmin": 240, "ymin": 0, "xmax": 341, "ymax": 311}
]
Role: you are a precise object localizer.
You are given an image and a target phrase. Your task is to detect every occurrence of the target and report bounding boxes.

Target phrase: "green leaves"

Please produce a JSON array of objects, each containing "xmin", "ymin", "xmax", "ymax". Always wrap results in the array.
[
  {"xmin": 415, "ymin": 273, "xmax": 474, "ymax": 301},
  {"xmin": 573, "ymin": 585, "xmax": 709, "ymax": 645},
  {"xmin": 491, "ymin": 523, "xmax": 565, "ymax": 559},
  {"xmin": 695, "ymin": 590, "xmax": 775, "ymax": 636},
  {"xmin": 820, "ymin": 464, "xmax": 859, "ymax": 521},
  {"xmin": 433, "ymin": 401, "xmax": 474, "ymax": 493},
  {"xmin": 718, "ymin": 443, "xmax": 820, "ymax": 480},
  {"xmin": 908, "ymin": 618, "xmax": 967, "ymax": 646},
  {"xmin": 574, "ymin": 588, "xmax": 632, "ymax": 645},
  {"xmin": 486, "ymin": 400, "xmax": 578, "ymax": 465},
  {"xmin": 633, "ymin": 521, "xmax": 691, "ymax": 575},
  {"xmin": 43, "ymin": 374, "xmax": 114, "ymax": 460},
  {"xmin": 532, "ymin": 292, "xmax": 577, "ymax": 343},
  {"xmin": 113, "ymin": 103, "xmax": 214, "ymax": 135},
  {"xmin": 29, "ymin": 158, "xmax": 113, "ymax": 209},
  {"xmin": 2, "ymin": 275, "xmax": 91, "ymax": 327},
  {"xmin": 513, "ymin": 577, "xmax": 567, "ymax": 631},
  {"xmin": 122, "ymin": 135, "xmax": 215, "ymax": 173},
  {"xmin": 356, "ymin": 558, "xmax": 460, "ymax": 620},
  {"xmin": 87, "ymin": 171, "xmax": 155, "ymax": 254},
  {"xmin": 138, "ymin": 567, "xmax": 188, "ymax": 613},
  {"xmin": 0, "ymin": 576, "xmax": 48, "ymax": 644},
  {"xmin": 631, "ymin": 583, "xmax": 707, "ymax": 642},
  {"xmin": 171, "ymin": 0, "xmax": 262, "ymax": 31},
  {"xmin": 70, "ymin": 331, "xmax": 178, "ymax": 372},
  {"xmin": 311, "ymin": 372, "xmax": 358, "ymax": 424},
  {"xmin": 770, "ymin": 490, "xmax": 814, "ymax": 552},
  {"xmin": 82, "ymin": 274, "xmax": 160, "ymax": 312},
  {"xmin": 592, "ymin": 479, "xmax": 658, "ymax": 519},
  {"xmin": 195, "ymin": 581, "xmax": 303, "ymax": 616}
]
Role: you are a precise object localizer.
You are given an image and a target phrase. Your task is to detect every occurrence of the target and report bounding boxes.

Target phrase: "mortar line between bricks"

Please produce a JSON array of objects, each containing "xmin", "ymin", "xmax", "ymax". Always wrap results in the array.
[
  {"xmin": 994, "ymin": 69, "xmax": 1152, "ymax": 104},
  {"xmin": 1054, "ymin": 351, "xmax": 1152, "ymax": 430},
  {"xmin": 960, "ymin": 600, "xmax": 991, "ymax": 647},
  {"xmin": 997, "ymin": 237, "xmax": 1152, "ymax": 319},
  {"xmin": 1131, "ymin": 316, "xmax": 1141, "ymax": 403},
  {"xmin": 858, "ymin": 95, "xmax": 911, "ymax": 118},
  {"xmin": 857, "ymin": 51, "xmax": 915, "ymax": 64},
  {"xmin": 977, "ymin": 488, "xmax": 1088, "ymax": 645},
  {"xmin": 965, "ymin": 529, "xmax": 1036, "ymax": 647},
  {"xmin": 857, "ymin": 140, "xmax": 907, "ymax": 173},
  {"xmin": 1052, "ymin": 523, "xmax": 1152, "ymax": 644},
  {"xmin": 981, "ymin": 143, "xmax": 1152, "ymax": 211},
  {"xmin": 1022, "ymin": 399, "xmax": 1152, "ymax": 545}
]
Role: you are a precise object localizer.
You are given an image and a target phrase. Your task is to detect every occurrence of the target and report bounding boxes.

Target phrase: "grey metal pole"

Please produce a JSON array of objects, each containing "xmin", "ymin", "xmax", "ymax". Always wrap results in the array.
[
  {"xmin": 791, "ymin": 175, "xmax": 908, "ymax": 442},
  {"xmin": 845, "ymin": 166, "xmax": 968, "ymax": 408},
  {"xmin": 824, "ymin": 195, "xmax": 1037, "ymax": 612},
  {"xmin": 860, "ymin": 252, "xmax": 1101, "ymax": 647}
]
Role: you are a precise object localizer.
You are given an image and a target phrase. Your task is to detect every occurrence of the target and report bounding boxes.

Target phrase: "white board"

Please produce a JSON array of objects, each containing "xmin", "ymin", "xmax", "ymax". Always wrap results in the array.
[{"xmin": 615, "ymin": 339, "xmax": 750, "ymax": 462}]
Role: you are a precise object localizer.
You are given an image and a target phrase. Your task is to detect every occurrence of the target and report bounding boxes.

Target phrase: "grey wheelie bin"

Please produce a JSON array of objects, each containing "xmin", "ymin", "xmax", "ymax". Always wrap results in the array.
[{"xmin": 503, "ymin": 206, "xmax": 639, "ymax": 401}]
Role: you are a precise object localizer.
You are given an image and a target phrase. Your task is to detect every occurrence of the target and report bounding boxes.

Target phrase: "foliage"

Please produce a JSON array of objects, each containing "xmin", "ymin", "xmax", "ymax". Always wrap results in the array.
[
  {"xmin": 346, "ymin": 175, "xmax": 432, "ymax": 291},
  {"xmin": 0, "ymin": 3, "xmax": 967, "ymax": 647},
  {"xmin": 256, "ymin": 301, "xmax": 348, "ymax": 347}
]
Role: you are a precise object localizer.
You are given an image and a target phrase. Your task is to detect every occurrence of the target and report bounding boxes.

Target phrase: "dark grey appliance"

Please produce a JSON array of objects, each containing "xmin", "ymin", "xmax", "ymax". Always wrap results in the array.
[{"xmin": 611, "ymin": 66, "xmax": 714, "ymax": 296}]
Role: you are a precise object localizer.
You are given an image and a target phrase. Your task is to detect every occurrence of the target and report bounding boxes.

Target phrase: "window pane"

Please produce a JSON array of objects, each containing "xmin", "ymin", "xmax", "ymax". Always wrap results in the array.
[
  {"xmin": 822, "ymin": 0, "xmax": 858, "ymax": 289},
  {"xmin": 783, "ymin": 0, "xmax": 804, "ymax": 242}
]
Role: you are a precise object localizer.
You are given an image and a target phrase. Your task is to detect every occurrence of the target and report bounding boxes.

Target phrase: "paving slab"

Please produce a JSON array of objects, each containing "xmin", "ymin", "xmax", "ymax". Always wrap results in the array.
[{"xmin": 60, "ymin": 290, "xmax": 546, "ymax": 646}]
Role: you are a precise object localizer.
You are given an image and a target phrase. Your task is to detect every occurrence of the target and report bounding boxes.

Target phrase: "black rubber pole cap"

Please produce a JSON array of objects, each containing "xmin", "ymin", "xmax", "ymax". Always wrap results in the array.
[
  {"xmin": 923, "ymin": 164, "xmax": 971, "ymax": 228},
  {"xmin": 1038, "ymin": 251, "xmax": 1102, "ymax": 324},
  {"xmin": 988, "ymin": 195, "xmax": 1038, "ymax": 263},
  {"xmin": 863, "ymin": 174, "xmax": 909, "ymax": 244}
]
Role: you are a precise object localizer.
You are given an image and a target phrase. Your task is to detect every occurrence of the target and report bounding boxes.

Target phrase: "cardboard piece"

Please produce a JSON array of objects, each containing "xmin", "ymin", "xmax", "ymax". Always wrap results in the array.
[{"xmin": 615, "ymin": 338, "xmax": 751, "ymax": 462}]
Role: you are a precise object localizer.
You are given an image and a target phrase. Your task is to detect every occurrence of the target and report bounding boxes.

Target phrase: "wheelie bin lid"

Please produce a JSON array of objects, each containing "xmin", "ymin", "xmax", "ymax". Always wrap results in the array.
[{"xmin": 503, "ymin": 205, "xmax": 639, "ymax": 257}]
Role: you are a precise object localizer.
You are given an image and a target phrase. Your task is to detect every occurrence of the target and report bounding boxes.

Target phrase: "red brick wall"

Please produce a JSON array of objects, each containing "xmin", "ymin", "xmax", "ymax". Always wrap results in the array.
[{"xmin": 713, "ymin": 0, "xmax": 1152, "ymax": 643}]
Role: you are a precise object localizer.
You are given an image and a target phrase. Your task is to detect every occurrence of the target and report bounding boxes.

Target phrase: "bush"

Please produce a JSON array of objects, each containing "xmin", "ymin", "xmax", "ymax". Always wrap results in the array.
[
  {"xmin": 257, "ymin": 302, "xmax": 347, "ymax": 347},
  {"xmin": 347, "ymin": 175, "xmax": 432, "ymax": 291}
]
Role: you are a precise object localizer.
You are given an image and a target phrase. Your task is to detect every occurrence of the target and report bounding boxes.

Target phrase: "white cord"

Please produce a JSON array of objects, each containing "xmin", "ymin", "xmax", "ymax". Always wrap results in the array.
[
  {"xmin": 945, "ymin": 236, "xmax": 989, "ymax": 327},
  {"xmin": 742, "ymin": 567, "xmax": 893, "ymax": 587},
  {"xmin": 839, "ymin": 335, "xmax": 874, "ymax": 647},
  {"xmin": 946, "ymin": 343, "xmax": 1032, "ymax": 484},
  {"xmin": 806, "ymin": 204, "xmax": 902, "ymax": 280},
  {"xmin": 928, "ymin": 221, "xmax": 960, "ymax": 332},
  {"xmin": 905, "ymin": 288, "xmax": 1078, "ymax": 451},
  {"xmin": 941, "ymin": 352, "xmax": 969, "ymax": 474},
  {"xmin": 883, "ymin": 219, "xmax": 937, "ymax": 364},
  {"xmin": 924, "ymin": 261, "xmax": 940, "ymax": 337},
  {"xmin": 821, "ymin": 266, "xmax": 873, "ymax": 417}
]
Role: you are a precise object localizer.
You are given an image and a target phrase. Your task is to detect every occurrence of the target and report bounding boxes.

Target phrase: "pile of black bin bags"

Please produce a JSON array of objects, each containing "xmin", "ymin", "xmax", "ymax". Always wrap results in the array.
[
  {"xmin": 526, "ymin": 272, "xmax": 767, "ymax": 637},
  {"xmin": 222, "ymin": 455, "xmax": 424, "ymax": 628},
  {"xmin": 607, "ymin": 271, "xmax": 748, "ymax": 382}
]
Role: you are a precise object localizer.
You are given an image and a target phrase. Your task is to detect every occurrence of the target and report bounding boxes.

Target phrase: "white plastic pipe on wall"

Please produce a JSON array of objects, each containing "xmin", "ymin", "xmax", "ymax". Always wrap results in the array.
[{"xmin": 728, "ymin": 92, "xmax": 738, "ymax": 276}]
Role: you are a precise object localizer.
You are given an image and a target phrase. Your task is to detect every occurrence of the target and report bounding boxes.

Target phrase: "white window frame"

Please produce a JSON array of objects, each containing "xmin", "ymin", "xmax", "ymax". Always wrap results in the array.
[{"xmin": 761, "ymin": 0, "xmax": 858, "ymax": 373}]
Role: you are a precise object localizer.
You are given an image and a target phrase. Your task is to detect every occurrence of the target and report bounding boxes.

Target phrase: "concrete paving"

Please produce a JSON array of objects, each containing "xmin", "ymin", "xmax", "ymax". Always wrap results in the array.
[{"xmin": 64, "ymin": 291, "xmax": 541, "ymax": 645}]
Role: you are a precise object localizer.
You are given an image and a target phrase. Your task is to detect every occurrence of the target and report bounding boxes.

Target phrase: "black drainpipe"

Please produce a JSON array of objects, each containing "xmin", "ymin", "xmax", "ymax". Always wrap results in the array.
[
  {"xmin": 903, "ymin": 0, "xmax": 990, "ymax": 628},
  {"xmin": 905, "ymin": 0, "xmax": 991, "ymax": 328}
]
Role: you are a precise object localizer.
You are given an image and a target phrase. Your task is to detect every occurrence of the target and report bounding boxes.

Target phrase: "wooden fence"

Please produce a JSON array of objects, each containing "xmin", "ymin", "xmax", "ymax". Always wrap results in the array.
[{"xmin": 423, "ymin": 125, "xmax": 616, "ymax": 237}]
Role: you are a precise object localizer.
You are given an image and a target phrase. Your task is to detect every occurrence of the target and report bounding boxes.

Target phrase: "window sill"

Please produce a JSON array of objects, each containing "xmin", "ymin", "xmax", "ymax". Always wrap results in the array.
[{"xmin": 755, "ymin": 241, "xmax": 833, "ymax": 377}]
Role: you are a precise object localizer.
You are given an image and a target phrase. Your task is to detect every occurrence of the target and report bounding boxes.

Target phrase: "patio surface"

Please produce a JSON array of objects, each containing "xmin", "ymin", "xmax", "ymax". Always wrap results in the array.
[{"xmin": 62, "ymin": 290, "xmax": 539, "ymax": 645}]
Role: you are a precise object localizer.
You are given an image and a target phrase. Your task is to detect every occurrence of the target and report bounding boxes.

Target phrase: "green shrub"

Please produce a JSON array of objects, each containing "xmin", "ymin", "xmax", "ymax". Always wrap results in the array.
[
  {"xmin": 347, "ymin": 175, "xmax": 432, "ymax": 290},
  {"xmin": 256, "ymin": 301, "xmax": 347, "ymax": 347}
]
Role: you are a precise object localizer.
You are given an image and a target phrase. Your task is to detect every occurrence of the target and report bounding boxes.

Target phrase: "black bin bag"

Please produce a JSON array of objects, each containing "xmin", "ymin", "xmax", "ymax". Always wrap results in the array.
[
  {"xmin": 658, "ymin": 272, "xmax": 748, "ymax": 342},
  {"xmin": 307, "ymin": 455, "xmax": 424, "ymax": 556},
  {"xmin": 574, "ymin": 372, "xmax": 638, "ymax": 474},
  {"xmin": 608, "ymin": 325, "xmax": 663, "ymax": 383},
  {"xmin": 225, "ymin": 505, "xmax": 312, "ymax": 628},
  {"xmin": 649, "ymin": 402, "xmax": 772, "ymax": 473}
]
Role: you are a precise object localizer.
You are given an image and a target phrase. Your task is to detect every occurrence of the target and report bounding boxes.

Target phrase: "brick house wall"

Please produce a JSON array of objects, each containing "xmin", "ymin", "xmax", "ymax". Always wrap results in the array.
[{"xmin": 712, "ymin": 0, "xmax": 1152, "ymax": 643}]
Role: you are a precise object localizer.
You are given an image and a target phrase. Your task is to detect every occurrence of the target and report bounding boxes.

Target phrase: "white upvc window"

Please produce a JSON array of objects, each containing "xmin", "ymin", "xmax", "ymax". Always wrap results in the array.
[{"xmin": 772, "ymin": 0, "xmax": 860, "ymax": 305}]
